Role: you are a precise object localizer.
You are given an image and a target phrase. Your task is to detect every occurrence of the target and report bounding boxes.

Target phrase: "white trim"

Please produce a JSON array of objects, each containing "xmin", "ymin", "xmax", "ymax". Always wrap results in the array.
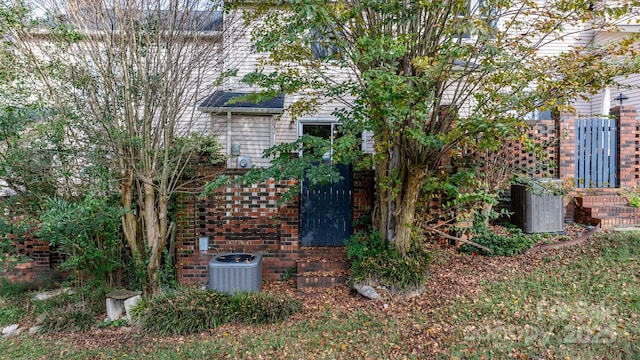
[
  {"xmin": 226, "ymin": 111, "xmax": 232, "ymax": 167},
  {"xmin": 296, "ymin": 117, "xmax": 338, "ymax": 138},
  {"xmin": 199, "ymin": 106, "xmax": 283, "ymax": 114},
  {"xmin": 297, "ymin": 118, "xmax": 340, "ymax": 160}
]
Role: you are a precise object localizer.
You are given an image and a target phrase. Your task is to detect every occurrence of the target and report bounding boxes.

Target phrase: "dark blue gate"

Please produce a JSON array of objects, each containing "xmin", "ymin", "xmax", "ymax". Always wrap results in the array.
[
  {"xmin": 300, "ymin": 164, "xmax": 353, "ymax": 246},
  {"xmin": 575, "ymin": 118, "xmax": 618, "ymax": 188}
]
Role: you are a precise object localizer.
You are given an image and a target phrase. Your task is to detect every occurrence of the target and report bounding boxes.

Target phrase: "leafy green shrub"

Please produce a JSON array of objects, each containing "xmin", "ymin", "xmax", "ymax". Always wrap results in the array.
[
  {"xmin": 345, "ymin": 231, "xmax": 432, "ymax": 292},
  {"xmin": 460, "ymin": 224, "xmax": 540, "ymax": 256},
  {"xmin": 97, "ymin": 318, "xmax": 129, "ymax": 328},
  {"xmin": 38, "ymin": 194, "xmax": 125, "ymax": 287},
  {"xmin": 229, "ymin": 292, "xmax": 301, "ymax": 325},
  {"xmin": 628, "ymin": 193, "xmax": 640, "ymax": 208},
  {"xmin": 619, "ymin": 187, "xmax": 640, "ymax": 208},
  {"xmin": 39, "ymin": 305, "xmax": 96, "ymax": 333},
  {"xmin": 131, "ymin": 288, "xmax": 231, "ymax": 335},
  {"xmin": 131, "ymin": 288, "xmax": 302, "ymax": 335}
]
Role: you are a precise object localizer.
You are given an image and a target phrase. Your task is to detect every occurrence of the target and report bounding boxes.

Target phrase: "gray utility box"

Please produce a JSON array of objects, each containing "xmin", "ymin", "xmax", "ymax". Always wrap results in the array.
[
  {"xmin": 511, "ymin": 179, "xmax": 564, "ymax": 234},
  {"xmin": 209, "ymin": 253, "xmax": 262, "ymax": 293}
]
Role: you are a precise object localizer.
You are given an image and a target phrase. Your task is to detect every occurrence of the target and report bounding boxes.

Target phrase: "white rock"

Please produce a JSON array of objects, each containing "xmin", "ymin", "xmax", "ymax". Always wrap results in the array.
[
  {"xmin": 2, "ymin": 324, "xmax": 19, "ymax": 336},
  {"xmin": 28, "ymin": 326, "xmax": 41, "ymax": 335},
  {"xmin": 34, "ymin": 289, "xmax": 63, "ymax": 301},
  {"xmin": 124, "ymin": 295, "xmax": 142, "ymax": 322},
  {"xmin": 352, "ymin": 283, "xmax": 380, "ymax": 300},
  {"xmin": 34, "ymin": 288, "xmax": 73, "ymax": 301}
]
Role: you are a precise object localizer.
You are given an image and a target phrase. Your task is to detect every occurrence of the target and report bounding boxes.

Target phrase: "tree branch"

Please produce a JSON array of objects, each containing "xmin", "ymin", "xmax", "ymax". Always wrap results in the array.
[{"xmin": 425, "ymin": 227, "xmax": 493, "ymax": 254}]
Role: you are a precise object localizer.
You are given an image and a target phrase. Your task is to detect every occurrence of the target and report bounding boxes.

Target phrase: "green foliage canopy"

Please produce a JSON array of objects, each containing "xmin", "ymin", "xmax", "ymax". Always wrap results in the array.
[{"xmin": 235, "ymin": 0, "xmax": 640, "ymax": 251}]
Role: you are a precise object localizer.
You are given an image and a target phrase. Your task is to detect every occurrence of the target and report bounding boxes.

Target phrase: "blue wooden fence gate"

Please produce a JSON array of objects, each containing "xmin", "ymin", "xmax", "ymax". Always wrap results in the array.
[
  {"xmin": 300, "ymin": 164, "xmax": 353, "ymax": 247},
  {"xmin": 575, "ymin": 118, "xmax": 618, "ymax": 188}
]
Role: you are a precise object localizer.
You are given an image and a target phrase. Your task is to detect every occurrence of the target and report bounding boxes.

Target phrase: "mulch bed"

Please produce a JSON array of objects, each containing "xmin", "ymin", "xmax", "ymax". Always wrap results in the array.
[{"xmin": 23, "ymin": 224, "xmax": 600, "ymax": 356}]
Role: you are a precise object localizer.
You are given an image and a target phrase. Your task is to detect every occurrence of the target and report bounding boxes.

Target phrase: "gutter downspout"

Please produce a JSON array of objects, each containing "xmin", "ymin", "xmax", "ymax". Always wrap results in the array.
[{"xmin": 227, "ymin": 111, "xmax": 232, "ymax": 168}]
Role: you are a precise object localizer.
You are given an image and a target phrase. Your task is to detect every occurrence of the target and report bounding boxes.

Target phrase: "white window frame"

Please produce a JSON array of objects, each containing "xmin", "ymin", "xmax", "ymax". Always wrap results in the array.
[{"xmin": 297, "ymin": 118, "xmax": 340, "ymax": 161}]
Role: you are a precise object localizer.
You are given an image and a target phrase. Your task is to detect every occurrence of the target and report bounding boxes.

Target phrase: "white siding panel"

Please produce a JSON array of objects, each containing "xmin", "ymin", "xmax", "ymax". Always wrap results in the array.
[
  {"xmin": 570, "ymin": 31, "xmax": 640, "ymax": 116},
  {"xmin": 274, "ymin": 118, "xmax": 298, "ymax": 146},
  {"xmin": 210, "ymin": 114, "xmax": 229, "ymax": 155},
  {"xmin": 210, "ymin": 114, "xmax": 275, "ymax": 168},
  {"xmin": 362, "ymin": 130, "xmax": 375, "ymax": 154},
  {"xmin": 230, "ymin": 116, "xmax": 273, "ymax": 168}
]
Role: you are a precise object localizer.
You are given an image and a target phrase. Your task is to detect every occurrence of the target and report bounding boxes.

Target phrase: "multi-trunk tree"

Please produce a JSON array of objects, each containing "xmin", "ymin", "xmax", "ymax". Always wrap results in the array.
[
  {"xmin": 242, "ymin": 0, "xmax": 640, "ymax": 253},
  {"xmin": 5, "ymin": 0, "xmax": 242, "ymax": 293}
]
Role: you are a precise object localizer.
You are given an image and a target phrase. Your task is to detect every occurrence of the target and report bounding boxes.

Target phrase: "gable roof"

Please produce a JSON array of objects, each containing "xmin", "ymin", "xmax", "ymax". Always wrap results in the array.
[{"xmin": 199, "ymin": 91, "xmax": 285, "ymax": 114}]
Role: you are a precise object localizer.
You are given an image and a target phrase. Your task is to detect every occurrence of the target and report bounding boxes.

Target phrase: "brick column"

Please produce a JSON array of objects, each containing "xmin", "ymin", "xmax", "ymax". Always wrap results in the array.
[
  {"xmin": 557, "ymin": 113, "xmax": 576, "ymax": 182},
  {"xmin": 175, "ymin": 188, "xmax": 206, "ymax": 285},
  {"xmin": 352, "ymin": 169, "xmax": 375, "ymax": 230},
  {"xmin": 612, "ymin": 105, "xmax": 639, "ymax": 188}
]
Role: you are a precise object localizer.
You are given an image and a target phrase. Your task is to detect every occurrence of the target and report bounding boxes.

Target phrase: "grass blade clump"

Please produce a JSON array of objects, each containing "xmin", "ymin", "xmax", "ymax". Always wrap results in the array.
[
  {"xmin": 131, "ymin": 288, "xmax": 231, "ymax": 335},
  {"xmin": 131, "ymin": 287, "xmax": 301, "ymax": 335},
  {"xmin": 229, "ymin": 292, "xmax": 301, "ymax": 324},
  {"xmin": 39, "ymin": 305, "xmax": 96, "ymax": 333}
]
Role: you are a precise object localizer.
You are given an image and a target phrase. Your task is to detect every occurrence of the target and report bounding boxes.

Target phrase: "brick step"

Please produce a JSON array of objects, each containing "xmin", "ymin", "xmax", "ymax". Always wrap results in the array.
[
  {"xmin": 588, "ymin": 205, "xmax": 640, "ymax": 218},
  {"xmin": 574, "ymin": 203, "xmax": 640, "ymax": 229},
  {"xmin": 296, "ymin": 270, "xmax": 349, "ymax": 289},
  {"xmin": 297, "ymin": 258, "xmax": 350, "ymax": 273},
  {"xmin": 576, "ymin": 195, "xmax": 629, "ymax": 207},
  {"xmin": 298, "ymin": 246, "xmax": 347, "ymax": 259},
  {"xmin": 296, "ymin": 246, "xmax": 350, "ymax": 289},
  {"xmin": 599, "ymin": 217, "xmax": 640, "ymax": 229}
]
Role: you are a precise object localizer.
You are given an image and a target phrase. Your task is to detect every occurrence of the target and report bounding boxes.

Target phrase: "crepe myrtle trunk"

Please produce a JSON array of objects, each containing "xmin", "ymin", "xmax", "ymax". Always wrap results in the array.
[{"xmin": 374, "ymin": 144, "xmax": 427, "ymax": 255}]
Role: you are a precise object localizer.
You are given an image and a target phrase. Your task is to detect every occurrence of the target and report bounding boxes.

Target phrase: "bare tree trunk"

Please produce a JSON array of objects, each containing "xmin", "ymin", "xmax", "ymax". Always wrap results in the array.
[{"xmin": 120, "ymin": 171, "xmax": 139, "ymax": 258}]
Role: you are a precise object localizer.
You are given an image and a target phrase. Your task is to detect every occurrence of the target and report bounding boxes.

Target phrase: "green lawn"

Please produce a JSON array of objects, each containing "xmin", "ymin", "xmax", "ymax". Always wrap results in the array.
[{"xmin": 1, "ymin": 231, "xmax": 638, "ymax": 359}]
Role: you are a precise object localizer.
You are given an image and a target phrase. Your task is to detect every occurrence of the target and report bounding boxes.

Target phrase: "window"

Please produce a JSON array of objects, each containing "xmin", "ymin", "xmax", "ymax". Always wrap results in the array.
[
  {"xmin": 458, "ymin": 0, "xmax": 498, "ymax": 39},
  {"xmin": 298, "ymin": 120, "xmax": 342, "ymax": 163},
  {"xmin": 524, "ymin": 109, "xmax": 553, "ymax": 121},
  {"xmin": 310, "ymin": 26, "xmax": 341, "ymax": 60}
]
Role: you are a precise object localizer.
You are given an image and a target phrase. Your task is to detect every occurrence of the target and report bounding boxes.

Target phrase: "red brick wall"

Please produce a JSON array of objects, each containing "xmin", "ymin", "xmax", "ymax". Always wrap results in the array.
[
  {"xmin": 612, "ymin": 106, "xmax": 640, "ymax": 188},
  {"xmin": 520, "ymin": 119, "xmax": 559, "ymax": 177},
  {"xmin": 557, "ymin": 106, "xmax": 638, "ymax": 188},
  {"xmin": 2, "ymin": 225, "xmax": 59, "ymax": 283},
  {"xmin": 353, "ymin": 169, "xmax": 375, "ymax": 230},
  {"xmin": 175, "ymin": 165, "xmax": 375, "ymax": 285}
]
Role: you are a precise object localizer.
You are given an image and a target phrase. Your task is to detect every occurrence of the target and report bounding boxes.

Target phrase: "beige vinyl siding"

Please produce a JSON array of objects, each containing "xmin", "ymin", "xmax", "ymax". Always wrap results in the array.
[
  {"xmin": 231, "ymin": 115, "xmax": 273, "ymax": 168},
  {"xmin": 222, "ymin": 10, "xmax": 273, "ymax": 92},
  {"xmin": 274, "ymin": 118, "xmax": 298, "ymax": 145},
  {"xmin": 211, "ymin": 2, "xmax": 640, "ymax": 162},
  {"xmin": 211, "ymin": 114, "xmax": 274, "ymax": 168},
  {"xmin": 571, "ymin": 31, "xmax": 640, "ymax": 116},
  {"xmin": 582, "ymin": 74, "xmax": 640, "ymax": 116},
  {"xmin": 210, "ymin": 114, "xmax": 229, "ymax": 155}
]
